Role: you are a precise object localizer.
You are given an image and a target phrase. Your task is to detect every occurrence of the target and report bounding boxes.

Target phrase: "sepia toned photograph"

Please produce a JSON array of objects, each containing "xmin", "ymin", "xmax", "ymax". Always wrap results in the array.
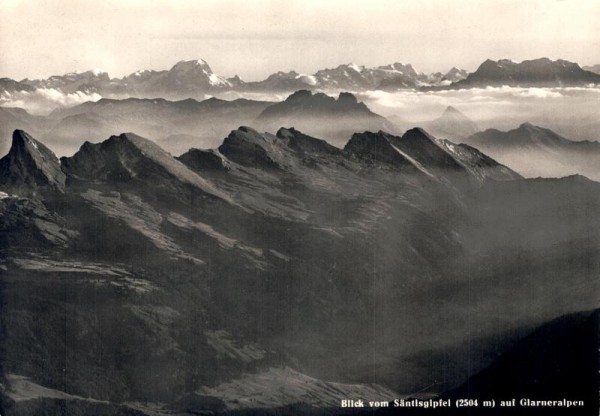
[{"xmin": 0, "ymin": 0, "xmax": 598, "ymax": 414}]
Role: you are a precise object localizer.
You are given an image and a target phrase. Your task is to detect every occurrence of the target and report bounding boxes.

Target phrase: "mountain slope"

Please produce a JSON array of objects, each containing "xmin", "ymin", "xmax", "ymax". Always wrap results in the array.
[
  {"xmin": 0, "ymin": 128, "xmax": 599, "ymax": 414},
  {"xmin": 61, "ymin": 132, "xmax": 232, "ymax": 204},
  {"xmin": 439, "ymin": 139, "xmax": 522, "ymax": 182},
  {"xmin": 0, "ymin": 130, "xmax": 65, "ymax": 194}
]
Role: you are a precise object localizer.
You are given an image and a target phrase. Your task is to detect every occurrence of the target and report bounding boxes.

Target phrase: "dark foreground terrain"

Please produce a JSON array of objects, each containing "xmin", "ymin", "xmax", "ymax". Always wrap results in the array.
[{"xmin": 0, "ymin": 125, "xmax": 598, "ymax": 415}]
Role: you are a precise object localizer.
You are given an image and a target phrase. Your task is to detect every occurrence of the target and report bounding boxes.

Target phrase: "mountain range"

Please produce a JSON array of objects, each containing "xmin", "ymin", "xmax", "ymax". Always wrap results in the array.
[
  {"xmin": 0, "ymin": 91, "xmax": 399, "ymax": 156},
  {"xmin": 1, "ymin": 59, "xmax": 465, "ymax": 101},
  {"xmin": 3, "ymin": 57, "xmax": 598, "ymax": 105},
  {"xmin": 463, "ymin": 122, "xmax": 600, "ymax": 180},
  {"xmin": 0, "ymin": 121, "xmax": 598, "ymax": 414},
  {"xmin": 449, "ymin": 58, "xmax": 600, "ymax": 89}
]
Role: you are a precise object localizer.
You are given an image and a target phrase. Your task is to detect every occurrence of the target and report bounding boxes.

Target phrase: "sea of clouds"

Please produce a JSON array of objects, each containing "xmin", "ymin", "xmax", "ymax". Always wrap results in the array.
[{"xmin": 2, "ymin": 85, "xmax": 600, "ymax": 140}]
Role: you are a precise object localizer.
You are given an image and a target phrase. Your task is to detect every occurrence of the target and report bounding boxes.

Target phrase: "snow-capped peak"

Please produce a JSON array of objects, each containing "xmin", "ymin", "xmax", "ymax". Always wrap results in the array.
[
  {"xmin": 209, "ymin": 73, "xmax": 231, "ymax": 87},
  {"xmin": 347, "ymin": 63, "xmax": 364, "ymax": 72},
  {"xmin": 295, "ymin": 74, "xmax": 318, "ymax": 86}
]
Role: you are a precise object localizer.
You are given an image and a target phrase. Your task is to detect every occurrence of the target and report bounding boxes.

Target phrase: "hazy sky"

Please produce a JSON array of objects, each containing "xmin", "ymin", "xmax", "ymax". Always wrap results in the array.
[{"xmin": 1, "ymin": 0, "xmax": 599, "ymax": 81}]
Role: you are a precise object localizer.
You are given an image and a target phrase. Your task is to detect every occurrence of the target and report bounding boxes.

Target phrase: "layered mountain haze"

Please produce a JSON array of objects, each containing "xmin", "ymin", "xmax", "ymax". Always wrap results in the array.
[
  {"xmin": 423, "ymin": 106, "xmax": 480, "ymax": 140},
  {"xmin": 0, "ymin": 123, "xmax": 598, "ymax": 413},
  {"xmin": 255, "ymin": 90, "xmax": 398, "ymax": 147},
  {"xmin": 5, "ymin": 90, "xmax": 401, "ymax": 156},
  {"xmin": 44, "ymin": 96, "xmax": 274, "ymax": 155},
  {"xmin": 583, "ymin": 64, "xmax": 600, "ymax": 75},
  {"xmin": 464, "ymin": 122, "xmax": 600, "ymax": 180}
]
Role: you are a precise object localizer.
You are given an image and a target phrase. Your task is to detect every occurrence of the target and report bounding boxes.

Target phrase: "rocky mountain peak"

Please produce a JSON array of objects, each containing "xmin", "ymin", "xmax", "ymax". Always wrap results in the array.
[
  {"xmin": 337, "ymin": 92, "xmax": 358, "ymax": 105},
  {"xmin": 62, "ymin": 132, "xmax": 231, "ymax": 203},
  {"xmin": 177, "ymin": 148, "xmax": 231, "ymax": 172},
  {"xmin": 0, "ymin": 130, "xmax": 66, "ymax": 194},
  {"xmin": 170, "ymin": 59, "xmax": 212, "ymax": 72},
  {"xmin": 392, "ymin": 128, "xmax": 467, "ymax": 174},
  {"xmin": 276, "ymin": 127, "xmax": 342, "ymax": 155},
  {"xmin": 218, "ymin": 127, "xmax": 280, "ymax": 170},
  {"xmin": 519, "ymin": 121, "xmax": 535, "ymax": 129},
  {"xmin": 345, "ymin": 130, "xmax": 417, "ymax": 170},
  {"xmin": 442, "ymin": 106, "xmax": 462, "ymax": 116},
  {"xmin": 402, "ymin": 127, "xmax": 436, "ymax": 141},
  {"xmin": 166, "ymin": 59, "xmax": 231, "ymax": 89}
]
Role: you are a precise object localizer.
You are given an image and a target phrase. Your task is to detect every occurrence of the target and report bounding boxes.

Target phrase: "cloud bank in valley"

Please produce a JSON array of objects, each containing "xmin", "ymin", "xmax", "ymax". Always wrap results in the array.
[
  {"xmin": 2, "ymin": 85, "xmax": 600, "ymax": 142},
  {"xmin": 358, "ymin": 86, "xmax": 600, "ymax": 140},
  {"xmin": 0, "ymin": 88, "xmax": 103, "ymax": 114}
]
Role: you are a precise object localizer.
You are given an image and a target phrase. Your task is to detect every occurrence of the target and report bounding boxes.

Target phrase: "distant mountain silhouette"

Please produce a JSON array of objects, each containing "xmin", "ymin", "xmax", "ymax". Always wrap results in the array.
[
  {"xmin": 582, "ymin": 64, "xmax": 600, "ymax": 75},
  {"xmin": 0, "ymin": 58, "xmax": 471, "ymax": 101},
  {"xmin": 255, "ymin": 90, "xmax": 398, "ymax": 146},
  {"xmin": 465, "ymin": 122, "xmax": 600, "ymax": 179},
  {"xmin": 424, "ymin": 106, "xmax": 480, "ymax": 140},
  {"xmin": 451, "ymin": 58, "xmax": 600, "ymax": 88},
  {"xmin": 3, "ymin": 58, "xmax": 600, "ymax": 102}
]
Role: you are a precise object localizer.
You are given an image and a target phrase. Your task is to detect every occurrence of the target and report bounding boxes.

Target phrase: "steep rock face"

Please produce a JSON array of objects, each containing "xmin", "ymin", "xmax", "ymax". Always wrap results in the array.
[
  {"xmin": 442, "ymin": 67, "xmax": 469, "ymax": 83},
  {"xmin": 0, "ymin": 130, "xmax": 65, "ymax": 194},
  {"xmin": 345, "ymin": 131, "xmax": 419, "ymax": 171},
  {"xmin": 61, "ymin": 132, "xmax": 232, "ymax": 205},
  {"xmin": 391, "ymin": 128, "xmax": 467, "ymax": 174},
  {"xmin": 164, "ymin": 59, "xmax": 231, "ymax": 90},
  {"xmin": 439, "ymin": 139, "xmax": 522, "ymax": 182},
  {"xmin": 177, "ymin": 148, "xmax": 231, "ymax": 172},
  {"xmin": 218, "ymin": 127, "xmax": 281, "ymax": 170},
  {"xmin": 120, "ymin": 59, "xmax": 232, "ymax": 98},
  {"xmin": 276, "ymin": 128, "xmax": 342, "ymax": 156}
]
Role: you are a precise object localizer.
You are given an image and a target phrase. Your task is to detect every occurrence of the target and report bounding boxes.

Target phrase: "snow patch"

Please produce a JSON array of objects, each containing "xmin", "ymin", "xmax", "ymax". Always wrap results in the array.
[
  {"xmin": 295, "ymin": 74, "xmax": 318, "ymax": 86},
  {"xmin": 348, "ymin": 63, "xmax": 363, "ymax": 72},
  {"xmin": 209, "ymin": 73, "xmax": 231, "ymax": 87}
]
